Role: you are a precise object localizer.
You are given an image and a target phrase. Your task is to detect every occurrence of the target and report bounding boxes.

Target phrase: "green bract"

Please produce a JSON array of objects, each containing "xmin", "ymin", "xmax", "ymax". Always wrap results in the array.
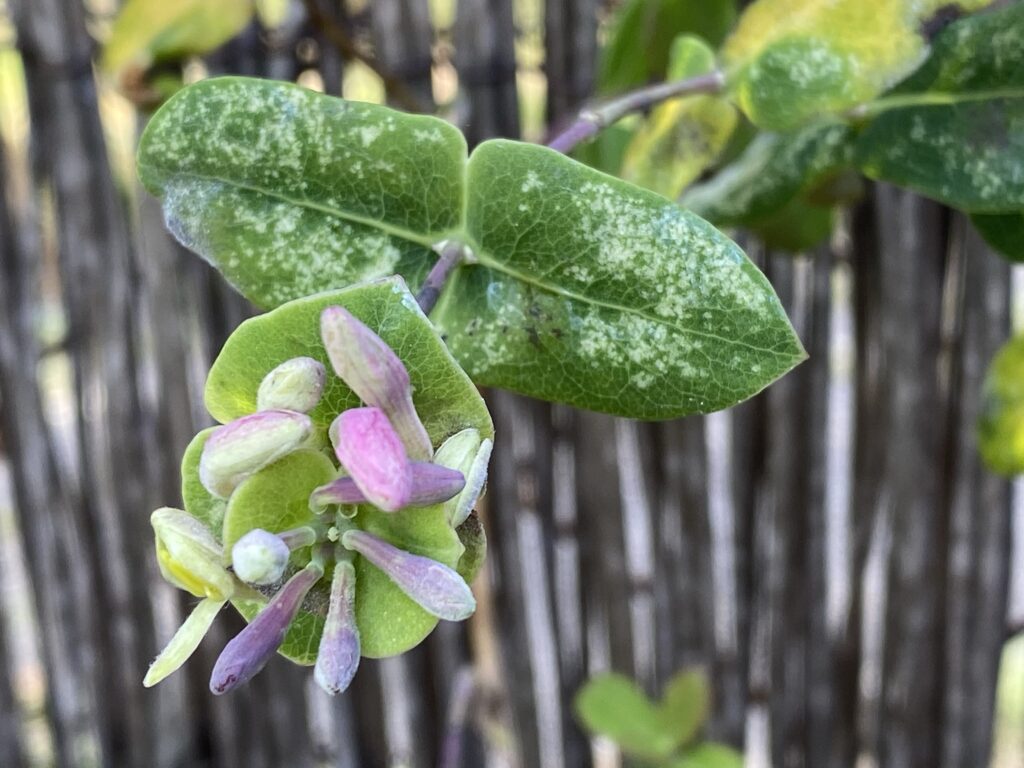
[
  {"xmin": 178, "ymin": 278, "xmax": 492, "ymax": 664},
  {"xmin": 138, "ymin": 76, "xmax": 805, "ymax": 419}
]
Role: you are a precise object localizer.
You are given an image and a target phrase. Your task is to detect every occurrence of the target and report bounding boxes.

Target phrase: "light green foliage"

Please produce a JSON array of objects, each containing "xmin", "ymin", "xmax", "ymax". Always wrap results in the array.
[
  {"xmin": 855, "ymin": 2, "xmax": 1024, "ymax": 212},
  {"xmin": 575, "ymin": 668, "xmax": 741, "ymax": 766},
  {"xmin": 682, "ymin": 122, "xmax": 850, "ymax": 250},
  {"xmin": 971, "ymin": 213, "xmax": 1024, "ymax": 262},
  {"xmin": 102, "ymin": 0, "xmax": 253, "ymax": 75},
  {"xmin": 979, "ymin": 335, "xmax": 1024, "ymax": 476},
  {"xmin": 597, "ymin": 0, "xmax": 736, "ymax": 94},
  {"xmin": 138, "ymin": 78, "xmax": 465, "ymax": 308},
  {"xmin": 204, "ymin": 278, "xmax": 492, "ymax": 442},
  {"xmin": 722, "ymin": 0, "xmax": 992, "ymax": 129},
  {"xmin": 441, "ymin": 139, "xmax": 806, "ymax": 417},
  {"xmin": 180, "ymin": 428, "xmax": 226, "ymax": 535},
  {"xmin": 141, "ymin": 78, "xmax": 804, "ymax": 419},
  {"xmin": 621, "ymin": 36, "xmax": 738, "ymax": 198}
]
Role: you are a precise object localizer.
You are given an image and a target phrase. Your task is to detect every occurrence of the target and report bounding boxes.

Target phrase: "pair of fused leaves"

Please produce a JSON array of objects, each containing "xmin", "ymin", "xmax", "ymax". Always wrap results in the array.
[
  {"xmin": 683, "ymin": 1, "xmax": 1024, "ymax": 255},
  {"xmin": 138, "ymin": 76, "xmax": 805, "ymax": 420},
  {"xmin": 575, "ymin": 670, "xmax": 741, "ymax": 767},
  {"xmin": 182, "ymin": 278, "xmax": 492, "ymax": 663}
]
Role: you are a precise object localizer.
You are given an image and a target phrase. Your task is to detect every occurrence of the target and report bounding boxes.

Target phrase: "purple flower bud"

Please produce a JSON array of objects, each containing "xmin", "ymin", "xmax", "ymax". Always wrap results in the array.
[
  {"xmin": 310, "ymin": 462, "xmax": 464, "ymax": 512},
  {"xmin": 210, "ymin": 562, "xmax": 323, "ymax": 694},
  {"xmin": 341, "ymin": 530, "xmax": 475, "ymax": 621},
  {"xmin": 320, "ymin": 306, "xmax": 432, "ymax": 461},
  {"xmin": 314, "ymin": 561, "xmax": 360, "ymax": 695},
  {"xmin": 231, "ymin": 529, "xmax": 290, "ymax": 586},
  {"xmin": 200, "ymin": 410, "xmax": 313, "ymax": 498},
  {"xmin": 331, "ymin": 407, "xmax": 412, "ymax": 512},
  {"xmin": 256, "ymin": 357, "xmax": 327, "ymax": 413}
]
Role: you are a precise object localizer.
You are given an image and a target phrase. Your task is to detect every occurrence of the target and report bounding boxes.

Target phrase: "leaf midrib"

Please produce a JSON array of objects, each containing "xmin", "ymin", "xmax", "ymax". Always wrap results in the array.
[{"xmin": 145, "ymin": 165, "xmax": 802, "ymax": 360}]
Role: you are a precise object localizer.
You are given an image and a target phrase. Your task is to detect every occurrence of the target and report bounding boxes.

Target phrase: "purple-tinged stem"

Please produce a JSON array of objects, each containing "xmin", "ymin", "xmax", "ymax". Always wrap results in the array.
[{"xmin": 416, "ymin": 241, "xmax": 466, "ymax": 315}]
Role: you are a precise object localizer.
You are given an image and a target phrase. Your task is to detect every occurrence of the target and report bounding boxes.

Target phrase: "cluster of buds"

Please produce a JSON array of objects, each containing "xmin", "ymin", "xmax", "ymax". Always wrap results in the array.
[{"xmin": 144, "ymin": 306, "xmax": 492, "ymax": 696}]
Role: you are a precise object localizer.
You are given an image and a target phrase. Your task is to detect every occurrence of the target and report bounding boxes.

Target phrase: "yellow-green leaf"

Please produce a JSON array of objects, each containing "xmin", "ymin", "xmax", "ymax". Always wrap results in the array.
[
  {"xmin": 979, "ymin": 335, "xmax": 1024, "ymax": 475},
  {"xmin": 621, "ymin": 35, "xmax": 738, "ymax": 198}
]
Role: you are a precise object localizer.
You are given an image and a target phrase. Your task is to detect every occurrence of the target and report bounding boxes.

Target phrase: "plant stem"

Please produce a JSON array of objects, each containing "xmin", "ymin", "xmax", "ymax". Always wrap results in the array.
[
  {"xmin": 417, "ymin": 241, "xmax": 466, "ymax": 315},
  {"xmin": 546, "ymin": 70, "xmax": 726, "ymax": 154}
]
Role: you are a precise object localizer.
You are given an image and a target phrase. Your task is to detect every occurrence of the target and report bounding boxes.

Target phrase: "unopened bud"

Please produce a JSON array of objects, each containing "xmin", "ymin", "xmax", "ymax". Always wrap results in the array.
[
  {"xmin": 144, "ymin": 597, "xmax": 224, "ymax": 688},
  {"xmin": 311, "ymin": 462, "xmax": 464, "ymax": 512},
  {"xmin": 256, "ymin": 357, "xmax": 327, "ymax": 413},
  {"xmin": 231, "ymin": 529, "xmax": 290, "ymax": 586},
  {"xmin": 341, "ymin": 530, "xmax": 475, "ymax": 621},
  {"xmin": 320, "ymin": 306, "xmax": 432, "ymax": 460},
  {"xmin": 331, "ymin": 407, "xmax": 412, "ymax": 512},
  {"xmin": 152, "ymin": 507, "xmax": 235, "ymax": 600},
  {"xmin": 210, "ymin": 562, "xmax": 323, "ymax": 694},
  {"xmin": 434, "ymin": 429, "xmax": 493, "ymax": 525},
  {"xmin": 314, "ymin": 561, "xmax": 360, "ymax": 695},
  {"xmin": 200, "ymin": 410, "xmax": 313, "ymax": 498}
]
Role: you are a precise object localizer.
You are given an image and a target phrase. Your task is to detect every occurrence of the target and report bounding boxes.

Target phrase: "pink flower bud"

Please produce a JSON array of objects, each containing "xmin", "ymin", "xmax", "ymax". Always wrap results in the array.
[
  {"xmin": 200, "ymin": 410, "xmax": 313, "ymax": 498},
  {"xmin": 341, "ymin": 530, "xmax": 475, "ymax": 622},
  {"xmin": 320, "ymin": 306, "xmax": 432, "ymax": 460},
  {"xmin": 256, "ymin": 357, "xmax": 327, "ymax": 413},
  {"xmin": 210, "ymin": 562, "xmax": 323, "ymax": 694},
  {"xmin": 314, "ymin": 561, "xmax": 360, "ymax": 695},
  {"xmin": 310, "ymin": 462, "xmax": 464, "ymax": 512},
  {"xmin": 331, "ymin": 407, "xmax": 412, "ymax": 512}
]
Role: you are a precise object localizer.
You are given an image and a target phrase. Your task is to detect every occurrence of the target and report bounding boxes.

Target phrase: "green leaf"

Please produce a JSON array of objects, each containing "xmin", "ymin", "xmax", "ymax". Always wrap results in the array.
[
  {"xmin": 979, "ymin": 335, "xmax": 1024, "ymax": 476},
  {"xmin": 854, "ymin": 2, "xmax": 1024, "ymax": 212},
  {"xmin": 598, "ymin": 0, "xmax": 736, "ymax": 94},
  {"xmin": 434, "ymin": 139, "xmax": 805, "ymax": 418},
  {"xmin": 181, "ymin": 427, "xmax": 226, "ymax": 535},
  {"xmin": 722, "ymin": 0, "xmax": 993, "ymax": 130},
  {"xmin": 971, "ymin": 213, "xmax": 1024, "ymax": 262},
  {"xmin": 138, "ymin": 77, "xmax": 466, "ymax": 309},
  {"xmin": 659, "ymin": 669, "xmax": 710, "ymax": 747},
  {"xmin": 571, "ymin": 120, "xmax": 638, "ymax": 177},
  {"xmin": 682, "ymin": 122, "xmax": 852, "ymax": 226},
  {"xmin": 671, "ymin": 743, "xmax": 745, "ymax": 768},
  {"xmin": 748, "ymin": 197, "xmax": 836, "ymax": 252},
  {"xmin": 204, "ymin": 277, "xmax": 493, "ymax": 443},
  {"xmin": 574, "ymin": 674, "xmax": 679, "ymax": 761},
  {"xmin": 621, "ymin": 36, "xmax": 739, "ymax": 198},
  {"xmin": 103, "ymin": 0, "xmax": 254, "ymax": 75},
  {"xmin": 454, "ymin": 512, "xmax": 487, "ymax": 584}
]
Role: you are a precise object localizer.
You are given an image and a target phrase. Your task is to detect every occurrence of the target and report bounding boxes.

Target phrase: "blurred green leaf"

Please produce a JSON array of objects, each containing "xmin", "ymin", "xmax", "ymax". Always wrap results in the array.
[
  {"xmin": 658, "ymin": 668, "xmax": 711, "ymax": 746},
  {"xmin": 575, "ymin": 674, "xmax": 680, "ymax": 761},
  {"xmin": 255, "ymin": 0, "xmax": 290, "ymax": 28},
  {"xmin": 971, "ymin": 213, "xmax": 1024, "ymax": 262},
  {"xmin": 598, "ymin": 0, "xmax": 736, "ymax": 94},
  {"xmin": 103, "ymin": 0, "xmax": 254, "ymax": 75},
  {"xmin": 749, "ymin": 197, "xmax": 836, "ymax": 252},
  {"xmin": 722, "ymin": 0, "xmax": 993, "ymax": 130},
  {"xmin": 571, "ymin": 120, "xmax": 638, "ymax": 176},
  {"xmin": 979, "ymin": 335, "xmax": 1024, "ymax": 476},
  {"xmin": 682, "ymin": 122, "xmax": 851, "ymax": 225},
  {"xmin": 622, "ymin": 35, "xmax": 738, "ymax": 198},
  {"xmin": 672, "ymin": 742, "xmax": 745, "ymax": 768},
  {"xmin": 855, "ymin": 2, "xmax": 1024, "ymax": 212}
]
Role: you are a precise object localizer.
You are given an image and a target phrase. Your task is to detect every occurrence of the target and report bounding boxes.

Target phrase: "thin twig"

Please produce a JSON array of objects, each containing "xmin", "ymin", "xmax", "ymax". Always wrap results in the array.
[
  {"xmin": 417, "ymin": 241, "xmax": 466, "ymax": 315},
  {"xmin": 546, "ymin": 70, "xmax": 726, "ymax": 154},
  {"xmin": 300, "ymin": 0, "xmax": 427, "ymax": 113}
]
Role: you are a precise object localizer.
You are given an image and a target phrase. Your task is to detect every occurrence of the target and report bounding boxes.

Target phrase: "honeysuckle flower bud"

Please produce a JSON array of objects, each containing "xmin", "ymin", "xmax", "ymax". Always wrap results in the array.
[
  {"xmin": 231, "ymin": 529, "xmax": 291, "ymax": 586},
  {"xmin": 433, "ymin": 429, "xmax": 493, "ymax": 526},
  {"xmin": 314, "ymin": 561, "xmax": 360, "ymax": 695},
  {"xmin": 256, "ymin": 357, "xmax": 327, "ymax": 413},
  {"xmin": 310, "ymin": 462, "xmax": 465, "ymax": 512},
  {"xmin": 341, "ymin": 530, "xmax": 475, "ymax": 621},
  {"xmin": 144, "ymin": 597, "xmax": 224, "ymax": 688},
  {"xmin": 320, "ymin": 306, "xmax": 432, "ymax": 460},
  {"xmin": 152, "ymin": 507, "xmax": 235, "ymax": 600},
  {"xmin": 331, "ymin": 407, "xmax": 412, "ymax": 512},
  {"xmin": 210, "ymin": 562, "xmax": 324, "ymax": 694},
  {"xmin": 200, "ymin": 409, "xmax": 313, "ymax": 498}
]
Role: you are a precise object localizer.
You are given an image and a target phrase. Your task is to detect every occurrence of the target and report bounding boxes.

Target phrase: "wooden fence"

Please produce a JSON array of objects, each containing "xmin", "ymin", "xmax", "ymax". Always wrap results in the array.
[{"xmin": 0, "ymin": 1, "xmax": 1020, "ymax": 767}]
